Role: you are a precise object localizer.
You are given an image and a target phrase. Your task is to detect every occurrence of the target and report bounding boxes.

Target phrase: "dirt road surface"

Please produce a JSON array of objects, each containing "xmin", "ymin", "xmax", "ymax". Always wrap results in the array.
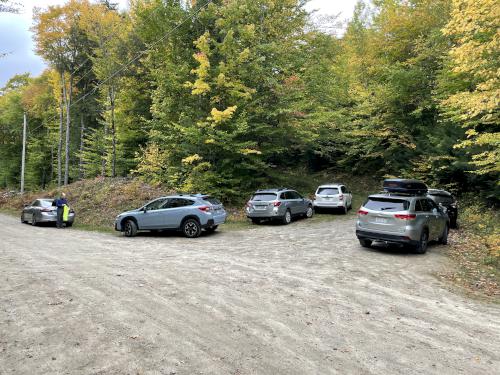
[{"xmin": 0, "ymin": 213, "xmax": 499, "ymax": 374}]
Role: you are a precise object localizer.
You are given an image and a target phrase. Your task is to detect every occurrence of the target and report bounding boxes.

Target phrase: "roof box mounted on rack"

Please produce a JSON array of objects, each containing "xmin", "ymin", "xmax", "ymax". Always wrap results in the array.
[{"xmin": 383, "ymin": 179, "xmax": 428, "ymax": 195}]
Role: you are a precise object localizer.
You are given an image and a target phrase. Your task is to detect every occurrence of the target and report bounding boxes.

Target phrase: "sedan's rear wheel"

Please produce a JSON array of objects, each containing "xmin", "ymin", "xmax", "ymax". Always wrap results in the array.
[
  {"xmin": 123, "ymin": 219, "xmax": 138, "ymax": 237},
  {"xmin": 182, "ymin": 218, "xmax": 201, "ymax": 238},
  {"xmin": 282, "ymin": 210, "xmax": 292, "ymax": 225},
  {"xmin": 251, "ymin": 218, "xmax": 261, "ymax": 225},
  {"xmin": 305, "ymin": 205, "xmax": 314, "ymax": 218},
  {"xmin": 414, "ymin": 230, "xmax": 428, "ymax": 254}
]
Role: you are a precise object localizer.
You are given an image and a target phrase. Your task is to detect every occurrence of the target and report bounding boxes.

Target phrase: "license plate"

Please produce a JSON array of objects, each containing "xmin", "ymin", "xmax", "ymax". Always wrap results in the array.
[
  {"xmin": 375, "ymin": 217, "xmax": 387, "ymax": 224},
  {"xmin": 255, "ymin": 206, "xmax": 267, "ymax": 210}
]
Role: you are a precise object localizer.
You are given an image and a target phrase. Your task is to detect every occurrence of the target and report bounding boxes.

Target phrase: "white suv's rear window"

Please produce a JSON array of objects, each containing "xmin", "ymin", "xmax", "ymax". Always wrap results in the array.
[
  {"xmin": 317, "ymin": 187, "xmax": 339, "ymax": 195},
  {"xmin": 364, "ymin": 198, "xmax": 410, "ymax": 212}
]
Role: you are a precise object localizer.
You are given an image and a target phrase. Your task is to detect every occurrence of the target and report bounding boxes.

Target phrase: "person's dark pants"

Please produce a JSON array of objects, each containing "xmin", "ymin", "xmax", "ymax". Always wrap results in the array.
[{"xmin": 56, "ymin": 207, "xmax": 64, "ymax": 228}]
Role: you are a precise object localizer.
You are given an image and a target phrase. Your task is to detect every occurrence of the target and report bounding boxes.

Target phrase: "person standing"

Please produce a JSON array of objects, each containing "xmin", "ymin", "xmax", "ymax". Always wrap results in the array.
[{"xmin": 55, "ymin": 192, "xmax": 67, "ymax": 229}]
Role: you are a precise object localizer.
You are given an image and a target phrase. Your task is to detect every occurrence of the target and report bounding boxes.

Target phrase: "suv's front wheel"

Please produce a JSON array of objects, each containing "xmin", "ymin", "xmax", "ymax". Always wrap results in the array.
[
  {"xmin": 182, "ymin": 218, "xmax": 202, "ymax": 238},
  {"xmin": 124, "ymin": 219, "xmax": 138, "ymax": 237}
]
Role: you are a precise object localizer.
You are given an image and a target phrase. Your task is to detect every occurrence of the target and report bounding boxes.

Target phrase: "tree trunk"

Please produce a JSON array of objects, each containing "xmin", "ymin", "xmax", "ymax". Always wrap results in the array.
[
  {"xmin": 58, "ymin": 72, "xmax": 64, "ymax": 188},
  {"xmin": 79, "ymin": 115, "xmax": 85, "ymax": 180},
  {"xmin": 110, "ymin": 85, "xmax": 116, "ymax": 178},
  {"xmin": 64, "ymin": 74, "xmax": 72, "ymax": 186}
]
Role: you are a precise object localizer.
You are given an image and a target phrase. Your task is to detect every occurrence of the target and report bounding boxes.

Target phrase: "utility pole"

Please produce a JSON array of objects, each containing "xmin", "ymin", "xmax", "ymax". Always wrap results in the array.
[{"xmin": 20, "ymin": 112, "xmax": 27, "ymax": 194}]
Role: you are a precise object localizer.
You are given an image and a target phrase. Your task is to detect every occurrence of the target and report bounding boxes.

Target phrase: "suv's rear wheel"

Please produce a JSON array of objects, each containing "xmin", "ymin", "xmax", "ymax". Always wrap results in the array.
[
  {"xmin": 305, "ymin": 205, "xmax": 314, "ymax": 218},
  {"xmin": 359, "ymin": 239, "xmax": 372, "ymax": 248},
  {"xmin": 182, "ymin": 218, "xmax": 201, "ymax": 238},
  {"xmin": 251, "ymin": 218, "xmax": 261, "ymax": 225},
  {"xmin": 414, "ymin": 230, "xmax": 428, "ymax": 254},
  {"xmin": 439, "ymin": 224, "xmax": 449, "ymax": 245},
  {"xmin": 282, "ymin": 209, "xmax": 292, "ymax": 225},
  {"xmin": 123, "ymin": 219, "xmax": 138, "ymax": 237},
  {"xmin": 341, "ymin": 205, "xmax": 348, "ymax": 214}
]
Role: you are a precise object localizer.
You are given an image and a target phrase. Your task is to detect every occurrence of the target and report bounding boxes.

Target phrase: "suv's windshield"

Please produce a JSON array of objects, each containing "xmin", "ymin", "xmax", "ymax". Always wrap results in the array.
[
  {"xmin": 364, "ymin": 198, "xmax": 410, "ymax": 212},
  {"xmin": 317, "ymin": 187, "xmax": 339, "ymax": 195},
  {"xmin": 251, "ymin": 193, "xmax": 277, "ymax": 201}
]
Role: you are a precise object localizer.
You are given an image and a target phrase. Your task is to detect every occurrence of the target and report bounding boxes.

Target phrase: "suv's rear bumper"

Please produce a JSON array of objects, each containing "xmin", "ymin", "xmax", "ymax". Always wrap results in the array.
[
  {"xmin": 356, "ymin": 230, "xmax": 419, "ymax": 246},
  {"xmin": 313, "ymin": 201, "xmax": 343, "ymax": 208}
]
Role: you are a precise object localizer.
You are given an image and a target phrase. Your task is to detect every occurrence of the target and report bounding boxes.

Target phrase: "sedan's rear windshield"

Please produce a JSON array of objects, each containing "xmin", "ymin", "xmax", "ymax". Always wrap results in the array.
[
  {"xmin": 40, "ymin": 199, "xmax": 54, "ymax": 207},
  {"xmin": 251, "ymin": 193, "xmax": 277, "ymax": 201},
  {"xmin": 203, "ymin": 197, "xmax": 221, "ymax": 205},
  {"xmin": 317, "ymin": 187, "xmax": 339, "ymax": 195},
  {"xmin": 364, "ymin": 198, "xmax": 409, "ymax": 212}
]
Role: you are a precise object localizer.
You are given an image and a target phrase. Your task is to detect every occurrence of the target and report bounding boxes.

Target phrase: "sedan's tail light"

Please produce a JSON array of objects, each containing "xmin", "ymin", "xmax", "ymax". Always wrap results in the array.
[
  {"xmin": 358, "ymin": 209, "xmax": 368, "ymax": 215},
  {"xmin": 273, "ymin": 201, "xmax": 281, "ymax": 207},
  {"xmin": 394, "ymin": 214, "xmax": 416, "ymax": 220},
  {"xmin": 41, "ymin": 208, "xmax": 52, "ymax": 212}
]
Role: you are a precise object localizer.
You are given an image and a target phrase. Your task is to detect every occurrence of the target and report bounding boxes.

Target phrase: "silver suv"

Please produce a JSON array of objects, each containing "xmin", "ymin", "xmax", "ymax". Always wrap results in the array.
[
  {"xmin": 356, "ymin": 180, "xmax": 449, "ymax": 253},
  {"xmin": 246, "ymin": 188, "xmax": 314, "ymax": 224},
  {"xmin": 115, "ymin": 194, "xmax": 227, "ymax": 238}
]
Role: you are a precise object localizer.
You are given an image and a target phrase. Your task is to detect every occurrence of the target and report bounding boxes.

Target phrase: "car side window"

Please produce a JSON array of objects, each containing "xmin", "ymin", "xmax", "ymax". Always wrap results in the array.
[
  {"xmin": 288, "ymin": 191, "xmax": 299, "ymax": 199},
  {"xmin": 341, "ymin": 186, "xmax": 347, "ymax": 193},
  {"xmin": 427, "ymin": 199, "xmax": 438, "ymax": 210},
  {"xmin": 167, "ymin": 198, "xmax": 194, "ymax": 208},
  {"xmin": 145, "ymin": 198, "xmax": 168, "ymax": 211},
  {"xmin": 32, "ymin": 200, "xmax": 39, "ymax": 207},
  {"xmin": 281, "ymin": 192, "xmax": 290, "ymax": 200},
  {"xmin": 420, "ymin": 199, "xmax": 432, "ymax": 212},
  {"xmin": 414, "ymin": 200, "xmax": 424, "ymax": 212}
]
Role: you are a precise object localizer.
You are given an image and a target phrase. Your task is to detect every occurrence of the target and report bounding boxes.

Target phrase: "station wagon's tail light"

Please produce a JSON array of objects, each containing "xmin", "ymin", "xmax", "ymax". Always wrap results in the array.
[
  {"xmin": 339, "ymin": 194, "xmax": 344, "ymax": 201},
  {"xmin": 358, "ymin": 209, "xmax": 368, "ymax": 215},
  {"xmin": 273, "ymin": 201, "xmax": 281, "ymax": 207},
  {"xmin": 198, "ymin": 205, "xmax": 212, "ymax": 212},
  {"xmin": 394, "ymin": 214, "xmax": 416, "ymax": 220}
]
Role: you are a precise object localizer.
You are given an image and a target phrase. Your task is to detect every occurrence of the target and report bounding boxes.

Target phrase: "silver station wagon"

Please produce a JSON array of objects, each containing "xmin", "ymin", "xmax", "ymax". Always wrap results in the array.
[
  {"xmin": 115, "ymin": 194, "xmax": 227, "ymax": 238},
  {"xmin": 356, "ymin": 179, "xmax": 449, "ymax": 254},
  {"xmin": 245, "ymin": 188, "xmax": 314, "ymax": 224}
]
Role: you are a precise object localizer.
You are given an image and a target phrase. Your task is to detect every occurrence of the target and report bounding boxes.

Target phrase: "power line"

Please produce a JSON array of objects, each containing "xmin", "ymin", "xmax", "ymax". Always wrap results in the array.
[{"xmin": 28, "ymin": 0, "xmax": 213, "ymax": 135}]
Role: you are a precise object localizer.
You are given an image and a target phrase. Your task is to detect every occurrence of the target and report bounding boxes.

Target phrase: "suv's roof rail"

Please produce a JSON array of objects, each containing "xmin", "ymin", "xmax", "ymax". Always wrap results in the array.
[
  {"xmin": 256, "ymin": 187, "xmax": 288, "ymax": 192},
  {"xmin": 380, "ymin": 191, "xmax": 427, "ymax": 197}
]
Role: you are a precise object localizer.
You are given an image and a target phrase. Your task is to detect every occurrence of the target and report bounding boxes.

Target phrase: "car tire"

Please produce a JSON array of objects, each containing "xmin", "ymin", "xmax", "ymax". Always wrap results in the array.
[
  {"xmin": 65, "ymin": 222, "xmax": 73, "ymax": 228},
  {"xmin": 182, "ymin": 218, "xmax": 201, "ymax": 238},
  {"xmin": 31, "ymin": 215, "xmax": 37, "ymax": 226},
  {"xmin": 282, "ymin": 209, "xmax": 292, "ymax": 225},
  {"xmin": 123, "ymin": 219, "xmax": 138, "ymax": 237},
  {"xmin": 205, "ymin": 225, "xmax": 218, "ymax": 233},
  {"xmin": 439, "ymin": 224, "xmax": 448, "ymax": 245},
  {"xmin": 359, "ymin": 239, "xmax": 372, "ymax": 248},
  {"xmin": 305, "ymin": 205, "xmax": 314, "ymax": 218},
  {"xmin": 251, "ymin": 218, "xmax": 261, "ymax": 225},
  {"xmin": 414, "ymin": 229, "xmax": 429, "ymax": 254},
  {"xmin": 341, "ymin": 205, "xmax": 347, "ymax": 215}
]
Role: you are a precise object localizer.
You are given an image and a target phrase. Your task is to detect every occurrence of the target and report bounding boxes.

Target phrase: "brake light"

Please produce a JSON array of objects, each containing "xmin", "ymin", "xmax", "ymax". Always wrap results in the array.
[
  {"xmin": 198, "ymin": 206, "xmax": 212, "ymax": 212},
  {"xmin": 358, "ymin": 209, "xmax": 368, "ymax": 215},
  {"xmin": 339, "ymin": 194, "xmax": 344, "ymax": 201},
  {"xmin": 41, "ymin": 208, "xmax": 52, "ymax": 212},
  {"xmin": 273, "ymin": 201, "xmax": 281, "ymax": 207},
  {"xmin": 394, "ymin": 214, "xmax": 416, "ymax": 220}
]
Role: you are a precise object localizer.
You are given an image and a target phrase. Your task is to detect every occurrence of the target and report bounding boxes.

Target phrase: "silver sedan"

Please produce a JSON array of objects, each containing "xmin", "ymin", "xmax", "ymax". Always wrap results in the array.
[{"xmin": 21, "ymin": 198, "xmax": 75, "ymax": 227}]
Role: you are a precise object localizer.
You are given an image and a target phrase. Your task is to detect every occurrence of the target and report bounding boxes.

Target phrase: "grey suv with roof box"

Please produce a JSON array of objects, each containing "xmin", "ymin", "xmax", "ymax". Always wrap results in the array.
[
  {"xmin": 115, "ymin": 194, "xmax": 226, "ymax": 238},
  {"xmin": 356, "ymin": 179, "xmax": 449, "ymax": 254},
  {"xmin": 246, "ymin": 188, "xmax": 314, "ymax": 224}
]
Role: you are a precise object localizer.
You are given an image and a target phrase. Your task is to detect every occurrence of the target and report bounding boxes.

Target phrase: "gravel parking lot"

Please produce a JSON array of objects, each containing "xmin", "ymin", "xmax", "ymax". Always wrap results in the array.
[{"xmin": 0, "ymin": 213, "xmax": 499, "ymax": 375}]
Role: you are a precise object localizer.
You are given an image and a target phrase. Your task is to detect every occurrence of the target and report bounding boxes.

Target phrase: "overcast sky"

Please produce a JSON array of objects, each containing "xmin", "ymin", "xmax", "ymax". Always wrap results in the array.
[{"xmin": 0, "ymin": 0, "xmax": 357, "ymax": 87}]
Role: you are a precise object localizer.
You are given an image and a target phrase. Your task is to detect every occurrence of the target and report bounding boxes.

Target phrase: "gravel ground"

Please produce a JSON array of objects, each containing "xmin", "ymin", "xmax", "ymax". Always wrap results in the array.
[{"xmin": 0, "ymin": 213, "xmax": 499, "ymax": 375}]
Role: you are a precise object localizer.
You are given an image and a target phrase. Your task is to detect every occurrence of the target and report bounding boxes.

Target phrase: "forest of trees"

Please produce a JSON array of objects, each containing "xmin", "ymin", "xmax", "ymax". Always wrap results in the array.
[{"xmin": 0, "ymin": 0, "xmax": 498, "ymax": 202}]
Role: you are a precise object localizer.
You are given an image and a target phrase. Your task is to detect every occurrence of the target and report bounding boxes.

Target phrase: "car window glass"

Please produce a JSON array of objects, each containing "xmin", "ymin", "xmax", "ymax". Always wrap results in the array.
[
  {"xmin": 290, "ymin": 191, "xmax": 301, "ymax": 199},
  {"xmin": 202, "ymin": 197, "xmax": 221, "ymax": 205},
  {"xmin": 364, "ymin": 198, "xmax": 409, "ymax": 211},
  {"xmin": 420, "ymin": 199, "xmax": 432, "ymax": 212},
  {"xmin": 251, "ymin": 193, "xmax": 277, "ymax": 201},
  {"xmin": 31, "ymin": 200, "xmax": 39, "ymax": 207},
  {"xmin": 145, "ymin": 198, "xmax": 168, "ymax": 211},
  {"xmin": 317, "ymin": 187, "xmax": 339, "ymax": 195},
  {"xmin": 427, "ymin": 199, "xmax": 438, "ymax": 210},
  {"xmin": 167, "ymin": 198, "xmax": 194, "ymax": 208},
  {"xmin": 341, "ymin": 186, "xmax": 347, "ymax": 193},
  {"xmin": 414, "ymin": 200, "xmax": 424, "ymax": 212},
  {"xmin": 40, "ymin": 200, "xmax": 53, "ymax": 208}
]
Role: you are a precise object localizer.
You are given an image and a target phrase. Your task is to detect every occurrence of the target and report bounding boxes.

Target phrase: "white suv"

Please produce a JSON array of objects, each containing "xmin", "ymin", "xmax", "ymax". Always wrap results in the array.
[{"xmin": 313, "ymin": 184, "xmax": 352, "ymax": 214}]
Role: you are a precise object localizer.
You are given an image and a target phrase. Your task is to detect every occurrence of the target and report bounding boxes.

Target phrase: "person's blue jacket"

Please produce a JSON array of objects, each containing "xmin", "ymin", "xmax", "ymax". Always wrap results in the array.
[{"xmin": 55, "ymin": 198, "xmax": 67, "ymax": 208}]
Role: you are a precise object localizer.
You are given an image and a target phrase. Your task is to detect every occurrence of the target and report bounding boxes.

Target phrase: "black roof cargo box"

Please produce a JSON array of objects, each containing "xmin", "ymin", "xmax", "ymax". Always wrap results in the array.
[{"xmin": 383, "ymin": 179, "xmax": 428, "ymax": 195}]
